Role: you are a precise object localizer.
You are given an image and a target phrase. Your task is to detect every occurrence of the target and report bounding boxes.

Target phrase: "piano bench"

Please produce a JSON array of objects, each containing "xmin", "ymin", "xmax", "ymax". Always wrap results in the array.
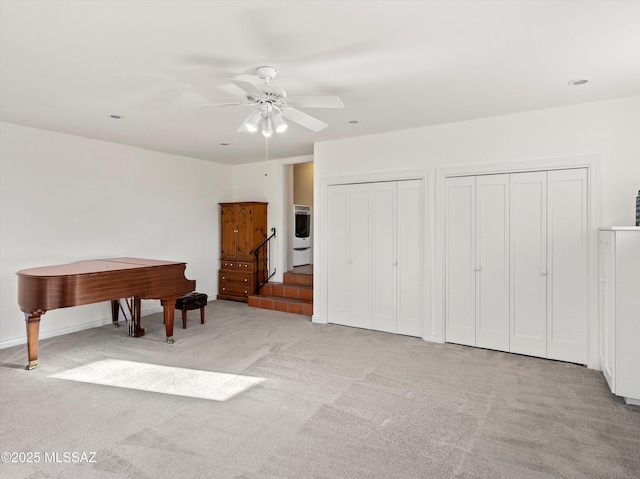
[{"xmin": 175, "ymin": 292, "xmax": 208, "ymax": 329}]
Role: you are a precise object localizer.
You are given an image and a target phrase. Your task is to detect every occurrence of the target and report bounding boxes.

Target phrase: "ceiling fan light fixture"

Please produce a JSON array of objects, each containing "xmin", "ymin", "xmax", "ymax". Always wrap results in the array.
[
  {"xmin": 245, "ymin": 111, "xmax": 263, "ymax": 132},
  {"xmin": 262, "ymin": 117, "xmax": 273, "ymax": 138},
  {"xmin": 271, "ymin": 113, "xmax": 288, "ymax": 133}
]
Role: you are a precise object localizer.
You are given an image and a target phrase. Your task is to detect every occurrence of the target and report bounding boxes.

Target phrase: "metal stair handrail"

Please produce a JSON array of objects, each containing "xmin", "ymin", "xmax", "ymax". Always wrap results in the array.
[{"xmin": 252, "ymin": 227, "xmax": 276, "ymax": 294}]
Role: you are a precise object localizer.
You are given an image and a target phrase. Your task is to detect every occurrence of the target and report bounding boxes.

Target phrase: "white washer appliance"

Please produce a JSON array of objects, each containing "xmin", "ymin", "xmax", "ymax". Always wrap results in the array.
[{"xmin": 292, "ymin": 205, "xmax": 312, "ymax": 266}]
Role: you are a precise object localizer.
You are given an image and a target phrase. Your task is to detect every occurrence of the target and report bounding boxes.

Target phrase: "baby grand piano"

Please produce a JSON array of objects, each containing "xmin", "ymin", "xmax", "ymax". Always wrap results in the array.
[{"xmin": 17, "ymin": 257, "xmax": 196, "ymax": 370}]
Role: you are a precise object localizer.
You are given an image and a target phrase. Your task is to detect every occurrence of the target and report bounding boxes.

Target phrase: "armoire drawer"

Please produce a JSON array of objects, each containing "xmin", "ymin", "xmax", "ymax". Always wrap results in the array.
[
  {"xmin": 219, "ymin": 270, "xmax": 253, "ymax": 285},
  {"xmin": 218, "ymin": 283, "xmax": 251, "ymax": 297},
  {"xmin": 221, "ymin": 260, "xmax": 254, "ymax": 271}
]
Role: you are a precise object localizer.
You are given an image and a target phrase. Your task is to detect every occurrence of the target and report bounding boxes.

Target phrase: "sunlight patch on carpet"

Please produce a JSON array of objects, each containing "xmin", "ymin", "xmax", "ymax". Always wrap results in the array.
[{"xmin": 50, "ymin": 359, "xmax": 265, "ymax": 401}]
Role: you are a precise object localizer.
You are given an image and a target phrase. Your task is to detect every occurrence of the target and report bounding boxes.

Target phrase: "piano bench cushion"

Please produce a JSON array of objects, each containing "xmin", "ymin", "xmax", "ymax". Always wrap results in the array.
[{"xmin": 175, "ymin": 292, "xmax": 208, "ymax": 311}]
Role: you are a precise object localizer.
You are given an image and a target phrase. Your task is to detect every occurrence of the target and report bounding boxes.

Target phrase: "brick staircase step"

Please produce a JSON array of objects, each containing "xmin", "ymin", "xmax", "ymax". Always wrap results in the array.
[
  {"xmin": 248, "ymin": 268, "xmax": 313, "ymax": 316},
  {"xmin": 248, "ymin": 295, "xmax": 313, "ymax": 316},
  {"xmin": 260, "ymin": 282, "xmax": 312, "ymax": 301},
  {"xmin": 283, "ymin": 272, "xmax": 313, "ymax": 287}
]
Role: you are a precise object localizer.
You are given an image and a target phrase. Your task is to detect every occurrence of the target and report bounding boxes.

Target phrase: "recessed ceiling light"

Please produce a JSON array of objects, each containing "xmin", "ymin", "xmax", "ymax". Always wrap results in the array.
[
  {"xmin": 348, "ymin": 120, "xmax": 359, "ymax": 124},
  {"xmin": 109, "ymin": 114, "xmax": 124, "ymax": 119},
  {"xmin": 219, "ymin": 142, "xmax": 229, "ymax": 146},
  {"xmin": 568, "ymin": 79, "xmax": 589, "ymax": 86}
]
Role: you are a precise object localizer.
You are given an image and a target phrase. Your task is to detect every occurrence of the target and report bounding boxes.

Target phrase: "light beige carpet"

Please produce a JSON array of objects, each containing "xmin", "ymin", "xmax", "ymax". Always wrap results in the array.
[
  {"xmin": 50, "ymin": 358, "xmax": 265, "ymax": 401},
  {"xmin": 1, "ymin": 299, "xmax": 639, "ymax": 479}
]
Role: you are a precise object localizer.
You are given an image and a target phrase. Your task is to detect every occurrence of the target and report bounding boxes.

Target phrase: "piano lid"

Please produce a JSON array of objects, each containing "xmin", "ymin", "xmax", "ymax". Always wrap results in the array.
[{"xmin": 17, "ymin": 258, "xmax": 186, "ymax": 278}]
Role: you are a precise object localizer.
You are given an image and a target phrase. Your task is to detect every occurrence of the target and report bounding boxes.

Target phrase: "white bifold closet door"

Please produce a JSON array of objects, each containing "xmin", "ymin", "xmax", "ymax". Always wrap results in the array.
[
  {"xmin": 545, "ymin": 169, "xmax": 588, "ymax": 363},
  {"xmin": 445, "ymin": 175, "xmax": 510, "ymax": 351},
  {"xmin": 327, "ymin": 183, "xmax": 371, "ymax": 329},
  {"xmin": 446, "ymin": 168, "xmax": 588, "ymax": 364},
  {"xmin": 509, "ymin": 171, "xmax": 548, "ymax": 357},
  {"xmin": 510, "ymin": 169, "xmax": 588, "ymax": 363},
  {"xmin": 444, "ymin": 176, "xmax": 476, "ymax": 346},
  {"xmin": 327, "ymin": 185, "xmax": 349, "ymax": 326},
  {"xmin": 396, "ymin": 180, "xmax": 423, "ymax": 336},
  {"xmin": 327, "ymin": 179, "xmax": 423, "ymax": 336},
  {"xmin": 476, "ymin": 175, "xmax": 510, "ymax": 351}
]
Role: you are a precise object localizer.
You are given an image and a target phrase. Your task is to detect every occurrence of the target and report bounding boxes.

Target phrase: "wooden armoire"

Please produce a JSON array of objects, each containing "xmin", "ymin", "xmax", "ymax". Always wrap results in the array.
[{"xmin": 217, "ymin": 202, "xmax": 268, "ymax": 302}]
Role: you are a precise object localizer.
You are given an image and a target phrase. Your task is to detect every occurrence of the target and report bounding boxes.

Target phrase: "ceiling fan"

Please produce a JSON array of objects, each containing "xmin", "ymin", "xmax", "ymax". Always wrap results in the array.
[{"xmin": 186, "ymin": 66, "xmax": 344, "ymax": 137}]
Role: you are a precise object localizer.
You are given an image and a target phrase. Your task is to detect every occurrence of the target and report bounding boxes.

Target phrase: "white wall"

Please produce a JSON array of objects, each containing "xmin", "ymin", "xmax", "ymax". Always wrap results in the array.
[
  {"xmin": 0, "ymin": 122, "xmax": 233, "ymax": 349},
  {"xmin": 231, "ymin": 155, "xmax": 313, "ymax": 282},
  {"xmin": 313, "ymin": 96, "xmax": 640, "ymax": 368},
  {"xmin": 4, "ymin": 96, "xmax": 638, "ymax": 364},
  {"xmin": 315, "ymin": 96, "xmax": 640, "ymax": 226}
]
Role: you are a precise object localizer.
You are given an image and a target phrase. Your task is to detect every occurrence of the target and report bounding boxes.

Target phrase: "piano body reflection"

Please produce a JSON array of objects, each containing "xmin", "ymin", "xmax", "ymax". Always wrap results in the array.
[{"xmin": 17, "ymin": 257, "xmax": 196, "ymax": 370}]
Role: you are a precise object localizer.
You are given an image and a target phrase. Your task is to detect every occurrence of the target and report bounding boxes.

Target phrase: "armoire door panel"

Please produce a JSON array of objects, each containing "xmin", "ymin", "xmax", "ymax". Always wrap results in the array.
[
  {"xmin": 510, "ymin": 171, "xmax": 547, "ymax": 358},
  {"xmin": 396, "ymin": 179, "xmax": 423, "ymax": 337},
  {"xmin": 372, "ymin": 182, "xmax": 397, "ymax": 333},
  {"xmin": 327, "ymin": 185, "xmax": 349, "ymax": 325},
  {"xmin": 475, "ymin": 174, "xmax": 510, "ymax": 352},
  {"xmin": 445, "ymin": 177, "xmax": 476, "ymax": 346},
  {"xmin": 348, "ymin": 184, "xmax": 372, "ymax": 329},
  {"xmin": 546, "ymin": 168, "xmax": 588, "ymax": 364},
  {"xmin": 235, "ymin": 205, "xmax": 254, "ymax": 259},
  {"xmin": 221, "ymin": 206, "xmax": 238, "ymax": 259}
]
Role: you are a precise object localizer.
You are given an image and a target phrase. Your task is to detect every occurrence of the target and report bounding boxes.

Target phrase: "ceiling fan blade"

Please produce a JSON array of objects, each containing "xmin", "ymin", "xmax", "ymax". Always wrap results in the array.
[
  {"xmin": 286, "ymin": 96, "xmax": 344, "ymax": 109},
  {"xmin": 227, "ymin": 78, "xmax": 266, "ymax": 100},
  {"xmin": 281, "ymin": 108, "xmax": 328, "ymax": 132},
  {"xmin": 180, "ymin": 102, "xmax": 250, "ymax": 109}
]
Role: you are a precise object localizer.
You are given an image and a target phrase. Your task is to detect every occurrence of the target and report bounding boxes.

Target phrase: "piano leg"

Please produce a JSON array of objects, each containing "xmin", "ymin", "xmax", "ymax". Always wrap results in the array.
[
  {"xmin": 111, "ymin": 300, "xmax": 120, "ymax": 327},
  {"xmin": 161, "ymin": 297, "xmax": 179, "ymax": 344},
  {"xmin": 132, "ymin": 298, "xmax": 144, "ymax": 337},
  {"xmin": 24, "ymin": 313, "xmax": 42, "ymax": 370}
]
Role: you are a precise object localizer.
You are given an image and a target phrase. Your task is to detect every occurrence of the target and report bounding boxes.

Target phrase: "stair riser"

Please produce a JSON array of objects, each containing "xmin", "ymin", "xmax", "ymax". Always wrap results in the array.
[
  {"xmin": 283, "ymin": 273, "xmax": 313, "ymax": 287},
  {"xmin": 259, "ymin": 284, "xmax": 312, "ymax": 300},
  {"xmin": 248, "ymin": 295, "xmax": 312, "ymax": 316}
]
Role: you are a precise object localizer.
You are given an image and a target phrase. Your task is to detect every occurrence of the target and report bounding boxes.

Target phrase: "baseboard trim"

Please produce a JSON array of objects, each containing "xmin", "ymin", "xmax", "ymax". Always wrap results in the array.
[
  {"xmin": 0, "ymin": 305, "xmax": 164, "ymax": 350},
  {"xmin": 311, "ymin": 314, "xmax": 326, "ymax": 324}
]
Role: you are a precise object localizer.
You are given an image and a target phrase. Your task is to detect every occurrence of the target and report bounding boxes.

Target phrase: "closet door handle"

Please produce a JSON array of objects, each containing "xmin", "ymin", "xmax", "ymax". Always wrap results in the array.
[
  {"xmin": 541, "ymin": 270, "xmax": 548, "ymax": 276},
  {"xmin": 474, "ymin": 266, "xmax": 481, "ymax": 272},
  {"xmin": 392, "ymin": 261, "xmax": 398, "ymax": 266},
  {"xmin": 348, "ymin": 259, "xmax": 353, "ymax": 264}
]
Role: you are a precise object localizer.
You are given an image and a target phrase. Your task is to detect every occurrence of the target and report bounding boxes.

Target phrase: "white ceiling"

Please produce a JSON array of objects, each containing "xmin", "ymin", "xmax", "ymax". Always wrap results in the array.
[{"xmin": 1, "ymin": 1, "xmax": 639, "ymax": 166}]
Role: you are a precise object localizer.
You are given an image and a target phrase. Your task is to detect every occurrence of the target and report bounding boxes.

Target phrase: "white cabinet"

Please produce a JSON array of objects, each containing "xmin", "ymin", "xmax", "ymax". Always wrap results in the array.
[
  {"xmin": 599, "ymin": 228, "xmax": 640, "ymax": 405},
  {"xmin": 445, "ymin": 168, "xmax": 589, "ymax": 364},
  {"xmin": 327, "ymin": 180, "xmax": 424, "ymax": 336}
]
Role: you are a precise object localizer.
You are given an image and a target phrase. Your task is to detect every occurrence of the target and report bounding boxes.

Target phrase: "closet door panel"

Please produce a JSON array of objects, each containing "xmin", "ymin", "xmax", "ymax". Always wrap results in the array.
[
  {"xmin": 397, "ymin": 179, "xmax": 424, "ymax": 337},
  {"xmin": 475, "ymin": 174, "xmax": 510, "ymax": 352},
  {"xmin": 510, "ymin": 171, "xmax": 547, "ymax": 358},
  {"xmin": 348, "ymin": 184, "xmax": 372, "ymax": 329},
  {"xmin": 327, "ymin": 185, "xmax": 349, "ymax": 326},
  {"xmin": 445, "ymin": 177, "xmax": 476, "ymax": 346},
  {"xmin": 372, "ymin": 182, "xmax": 397, "ymax": 333},
  {"xmin": 546, "ymin": 168, "xmax": 588, "ymax": 364}
]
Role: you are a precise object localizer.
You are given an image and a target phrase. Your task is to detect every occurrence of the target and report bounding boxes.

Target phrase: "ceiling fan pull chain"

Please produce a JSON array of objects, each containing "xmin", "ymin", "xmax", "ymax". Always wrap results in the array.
[{"xmin": 264, "ymin": 136, "xmax": 269, "ymax": 177}]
